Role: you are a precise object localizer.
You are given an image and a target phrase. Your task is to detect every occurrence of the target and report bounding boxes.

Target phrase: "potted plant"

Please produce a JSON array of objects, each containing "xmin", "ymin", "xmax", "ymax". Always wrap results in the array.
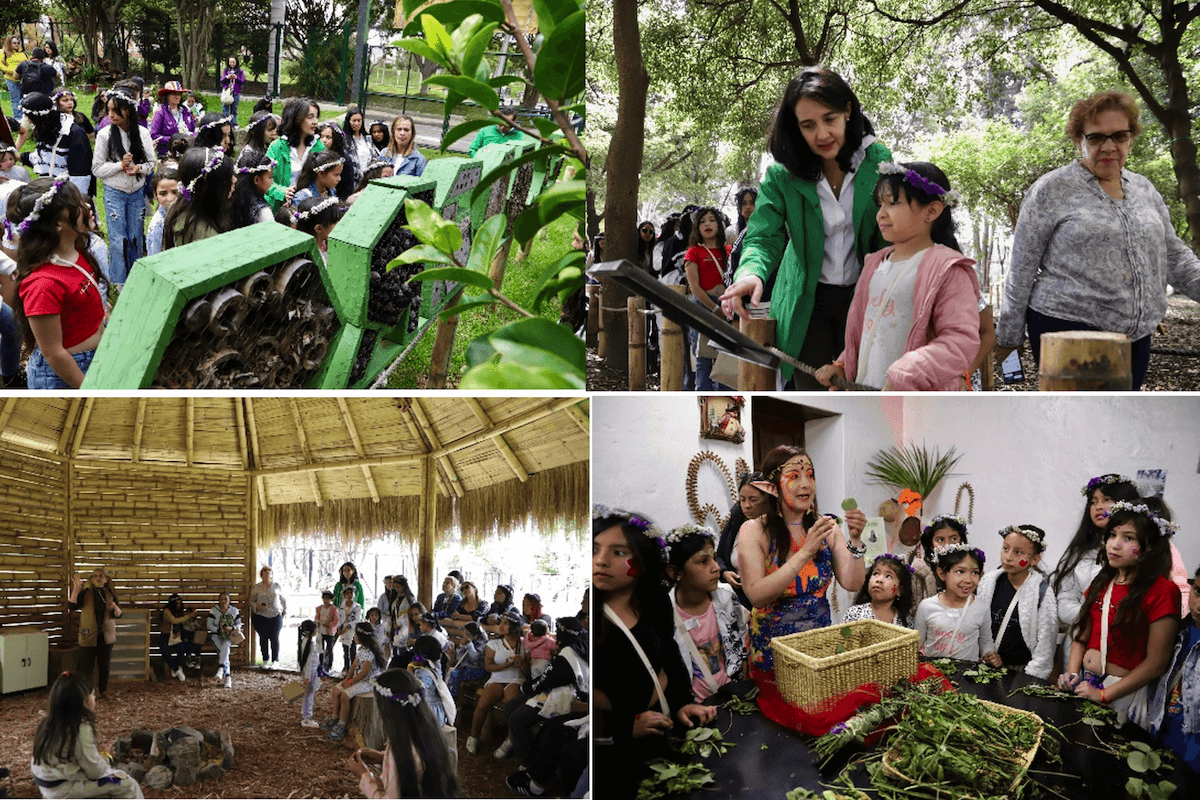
[
  {"xmin": 81, "ymin": 64, "xmax": 101, "ymax": 93},
  {"xmin": 864, "ymin": 442, "xmax": 961, "ymax": 503}
]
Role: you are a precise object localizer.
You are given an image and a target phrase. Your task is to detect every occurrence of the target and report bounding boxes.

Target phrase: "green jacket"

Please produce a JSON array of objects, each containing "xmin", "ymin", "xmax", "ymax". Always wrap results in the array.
[
  {"xmin": 468, "ymin": 125, "xmax": 527, "ymax": 157},
  {"xmin": 265, "ymin": 136, "xmax": 326, "ymax": 191},
  {"xmin": 734, "ymin": 141, "xmax": 892, "ymax": 381}
]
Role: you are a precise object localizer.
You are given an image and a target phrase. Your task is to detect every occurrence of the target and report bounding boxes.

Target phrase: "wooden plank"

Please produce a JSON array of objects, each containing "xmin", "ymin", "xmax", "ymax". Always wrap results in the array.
[
  {"xmin": 0, "ymin": 397, "xmax": 18, "ymax": 437},
  {"xmin": 132, "ymin": 398, "xmax": 147, "ymax": 463},
  {"xmin": 57, "ymin": 399, "xmax": 83, "ymax": 457},
  {"xmin": 186, "ymin": 397, "xmax": 195, "ymax": 468},
  {"xmin": 245, "ymin": 398, "xmax": 268, "ymax": 512},
  {"xmin": 234, "ymin": 398, "xmax": 249, "ymax": 471}
]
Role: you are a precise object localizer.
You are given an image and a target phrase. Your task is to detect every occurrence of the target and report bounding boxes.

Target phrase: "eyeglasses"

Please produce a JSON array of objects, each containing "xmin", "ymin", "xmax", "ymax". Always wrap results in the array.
[
  {"xmin": 639, "ymin": 227, "xmax": 654, "ymax": 233},
  {"xmin": 1082, "ymin": 130, "xmax": 1132, "ymax": 147}
]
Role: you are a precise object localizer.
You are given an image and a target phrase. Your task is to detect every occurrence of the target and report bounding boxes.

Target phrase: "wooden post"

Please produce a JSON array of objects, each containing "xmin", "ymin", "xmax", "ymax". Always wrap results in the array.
[
  {"xmin": 246, "ymin": 478, "xmax": 257, "ymax": 667},
  {"xmin": 737, "ymin": 310, "xmax": 776, "ymax": 391},
  {"xmin": 659, "ymin": 285, "xmax": 686, "ymax": 391},
  {"xmin": 427, "ymin": 290, "xmax": 462, "ymax": 389},
  {"xmin": 63, "ymin": 460, "xmax": 74, "ymax": 639},
  {"xmin": 1038, "ymin": 331, "xmax": 1131, "ymax": 391},
  {"xmin": 418, "ymin": 456, "xmax": 437, "ymax": 608},
  {"xmin": 628, "ymin": 297, "xmax": 646, "ymax": 390},
  {"xmin": 586, "ymin": 284, "xmax": 600, "ymax": 348}
]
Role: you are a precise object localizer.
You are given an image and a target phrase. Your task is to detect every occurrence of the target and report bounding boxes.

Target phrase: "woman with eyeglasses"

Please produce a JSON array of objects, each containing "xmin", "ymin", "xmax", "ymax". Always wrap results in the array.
[
  {"xmin": 636, "ymin": 220, "xmax": 656, "ymax": 269},
  {"xmin": 997, "ymin": 90, "xmax": 1200, "ymax": 390}
]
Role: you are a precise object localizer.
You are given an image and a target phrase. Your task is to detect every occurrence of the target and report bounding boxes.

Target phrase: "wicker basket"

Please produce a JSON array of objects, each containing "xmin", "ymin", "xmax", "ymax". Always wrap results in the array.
[
  {"xmin": 881, "ymin": 699, "xmax": 1043, "ymax": 793},
  {"xmin": 769, "ymin": 619, "xmax": 918, "ymax": 711}
]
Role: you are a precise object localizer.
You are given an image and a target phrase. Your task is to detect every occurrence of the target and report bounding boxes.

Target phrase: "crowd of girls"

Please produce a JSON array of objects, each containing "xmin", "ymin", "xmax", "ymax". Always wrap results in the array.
[{"xmin": 597, "ymin": 462, "xmax": 1200, "ymax": 793}]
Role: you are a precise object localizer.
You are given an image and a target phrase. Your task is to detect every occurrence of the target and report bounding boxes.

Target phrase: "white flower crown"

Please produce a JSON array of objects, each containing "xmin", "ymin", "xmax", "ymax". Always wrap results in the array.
[
  {"xmin": 1104, "ymin": 501, "xmax": 1179, "ymax": 537},
  {"xmin": 998, "ymin": 525, "xmax": 1044, "ymax": 546},
  {"xmin": 1081, "ymin": 474, "xmax": 1132, "ymax": 496},
  {"xmin": 924, "ymin": 514, "xmax": 967, "ymax": 535},
  {"xmin": 932, "ymin": 542, "xmax": 986, "ymax": 565},
  {"xmin": 370, "ymin": 679, "xmax": 421, "ymax": 706},
  {"xmin": 661, "ymin": 524, "xmax": 716, "ymax": 562},
  {"xmin": 294, "ymin": 195, "xmax": 339, "ymax": 221},
  {"xmin": 314, "ymin": 157, "xmax": 345, "ymax": 173}
]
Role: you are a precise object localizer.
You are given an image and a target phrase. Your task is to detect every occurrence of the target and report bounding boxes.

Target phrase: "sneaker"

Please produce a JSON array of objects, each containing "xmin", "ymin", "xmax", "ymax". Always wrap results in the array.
[
  {"xmin": 301, "ymin": 718, "xmax": 320, "ymax": 728},
  {"xmin": 506, "ymin": 771, "xmax": 544, "ymax": 797},
  {"xmin": 493, "ymin": 738, "xmax": 514, "ymax": 759},
  {"xmin": 329, "ymin": 723, "xmax": 347, "ymax": 741},
  {"xmin": 223, "ymin": 675, "xmax": 232, "ymax": 689},
  {"xmin": 466, "ymin": 736, "xmax": 478, "ymax": 755},
  {"xmin": 272, "ymin": 660, "xmax": 281, "ymax": 670},
  {"xmin": 174, "ymin": 668, "xmax": 186, "ymax": 683},
  {"xmin": 320, "ymin": 716, "xmax": 339, "ymax": 730}
]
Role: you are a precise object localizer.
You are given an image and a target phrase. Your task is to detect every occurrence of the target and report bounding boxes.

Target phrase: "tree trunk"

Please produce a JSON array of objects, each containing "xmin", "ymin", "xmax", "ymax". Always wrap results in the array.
[
  {"xmin": 1156, "ymin": 49, "xmax": 1200, "ymax": 251},
  {"xmin": 601, "ymin": 0, "xmax": 650, "ymax": 375},
  {"xmin": 175, "ymin": 0, "xmax": 218, "ymax": 91},
  {"xmin": 98, "ymin": 14, "xmax": 127, "ymax": 73}
]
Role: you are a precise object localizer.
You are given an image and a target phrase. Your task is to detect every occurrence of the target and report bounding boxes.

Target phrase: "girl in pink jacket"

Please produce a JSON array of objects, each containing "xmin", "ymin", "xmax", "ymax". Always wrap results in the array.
[{"xmin": 817, "ymin": 161, "xmax": 981, "ymax": 391}]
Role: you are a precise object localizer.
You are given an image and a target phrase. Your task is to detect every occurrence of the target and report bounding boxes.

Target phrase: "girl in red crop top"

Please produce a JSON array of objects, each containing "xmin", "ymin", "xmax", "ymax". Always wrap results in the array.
[
  {"xmin": 1058, "ymin": 501, "xmax": 1182, "ymax": 728},
  {"xmin": 7, "ymin": 178, "xmax": 106, "ymax": 389}
]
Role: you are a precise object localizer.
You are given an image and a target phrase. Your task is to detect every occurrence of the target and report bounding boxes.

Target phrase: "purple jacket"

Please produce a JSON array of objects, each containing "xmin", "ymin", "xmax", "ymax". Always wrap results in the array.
[
  {"xmin": 221, "ymin": 68, "xmax": 245, "ymax": 96},
  {"xmin": 149, "ymin": 104, "xmax": 197, "ymax": 156}
]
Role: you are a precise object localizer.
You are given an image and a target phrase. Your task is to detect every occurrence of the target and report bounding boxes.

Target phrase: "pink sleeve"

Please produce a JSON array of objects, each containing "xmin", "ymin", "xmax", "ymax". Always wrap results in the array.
[
  {"xmin": 1167, "ymin": 543, "xmax": 1189, "ymax": 616},
  {"xmin": 887, "ymin": 261, "xmax": 980, "ymax": 391}
]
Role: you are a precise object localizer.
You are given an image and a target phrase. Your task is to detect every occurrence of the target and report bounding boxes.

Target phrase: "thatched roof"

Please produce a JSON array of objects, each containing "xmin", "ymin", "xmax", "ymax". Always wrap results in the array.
[{"xmin": 0, "ymin": 396, "xmax": 589, "ymax": 545}]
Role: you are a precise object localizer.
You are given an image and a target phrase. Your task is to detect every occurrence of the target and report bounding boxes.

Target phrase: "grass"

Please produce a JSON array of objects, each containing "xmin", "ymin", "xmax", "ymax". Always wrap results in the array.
[{"xmin": 384, "ymin": 212, "xmax": 573, "ymax": 388}]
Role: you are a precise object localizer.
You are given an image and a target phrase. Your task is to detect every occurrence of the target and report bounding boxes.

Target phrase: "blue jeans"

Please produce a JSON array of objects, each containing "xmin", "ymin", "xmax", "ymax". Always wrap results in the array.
[
  {"xmin": 0, "ymin": 302, "xmax": 22, "ymax": 378},
  {"xmin": 103, "ymin": 184, "xmax": 145, "ymax": 285},
  {"xmin": 27, "ymin": 348, "xmax": 95, "ymax": 389},
  {"xmin": 6, "ymin": 79, "xmax": 22, "ymax": 122},
  {"xmin": 222, "ymin": 95, "xmax": 239, "ymax": 119}
]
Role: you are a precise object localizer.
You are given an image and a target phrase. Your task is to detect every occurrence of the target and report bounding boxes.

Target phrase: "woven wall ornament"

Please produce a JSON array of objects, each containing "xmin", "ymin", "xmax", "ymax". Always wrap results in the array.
[
  {"xmin": 687, "ymin": 451, "xmax": 740, "ymax": 529},
  {"xmin": 954, "ymin": 482, "xmax": 974, "ymax": 523}
]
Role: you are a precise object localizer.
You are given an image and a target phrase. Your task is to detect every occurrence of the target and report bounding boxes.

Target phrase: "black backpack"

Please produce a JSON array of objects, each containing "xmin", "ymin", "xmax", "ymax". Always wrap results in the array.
[{"xmin": 18, "ymin": 62, "xmax": 41, "ymax": 94}]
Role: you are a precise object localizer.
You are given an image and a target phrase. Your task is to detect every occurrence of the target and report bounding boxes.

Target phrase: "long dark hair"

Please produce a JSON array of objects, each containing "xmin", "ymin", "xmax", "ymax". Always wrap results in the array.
[
  {"xmin": 921, "ymin": 516, "xmax": 969, "ymax": 564},
  {"xmin": 103, "ymin": 91, "xmax": 149, "ymax": 165},
  {"xmin": 337, "ymin": 561, "xmax": 360, "ymax": 585},
  {"xmin": 872, "ymin": 161, "xmax": 961, "ymax": 251},
  {"xmin": 342, "ymin": 105, "xmax": 366, "ymax": 139},
  {"xmin": 298, "ymin": 619, "xmax": 317, "ymax": 669},
  {"xmin": 768, "ymin": 66, "xmax": 874, "ymax": 181},
  {"xmin": 593, "ymin": 512, "xmax": 673, "ymax": 643},
  {"xmin": 194, "ymin": 112, "xmax": 231, "ymax": 149},
  {"xmin": 318, "ymin": 121, "xmax": 348, "ymax": 157},
  {"xmin": 853, "ymin": 554, "xmax": 915, "ymax": 623},
  {"xmin": 32, "ymin": 671, "xmax": 96, "ymax": 765},
  {"xmin": 294, "ymin": 149, "xmax": 344, "ymax": 197},
  {"xmin": 279, "ymin": 97, "xmax": 319, "ymax": 149},
  {"xmin": 354, "ymin": 621, "xmax": 386, "ymax": 667},
  {"xmin": 241, "ymin": 111, "xmax": 277, "ymax": 156},
  {"xmin": 295, "ymin": 195, "xmax": 343, "ymax": 237},
  {"xmin": 228, "ymin": 151, "xmax": 271, "ymax": 229},
  {"xmin": 354, "ymin": 159, "xmax": 393, "ymax": 194},
  {"xmin": 759, "ymin": 445, "xmax": 819, "ymax": 567},
  {"xmin": 412, "ymin": 633, "xmax": 446, "ymax": 675},
  {"xmin": 163, "ymin": 147, "xmax": 233, "ymax": 249},
  {"xmin": 1073, "ymin": 506, "xmax": 1173, "ymax": 641},
  {"xmin": 393, "ymin": 575, "xmax": 415, "ymax": 604},
  {"xmin": 371, "ymin": 669, "xmax": 459, "ymax": 797},
  {"xmin": 735, "ymin": 187, "xmax": 758, "ymax": 233},
  {"xmin": 6, "ymin": 179, "xmax": 99, "ymax": 352},
  {"xmin": 1052, "ymin": 476, "xmax": 1139, "ymax": 599},
  {"xmin": 22, "ymin": 93, "xmax": 66, "ymax": 145},
  {"xmin": 368, "ymin": 120, "xmax": 389, "ymax": 150}
]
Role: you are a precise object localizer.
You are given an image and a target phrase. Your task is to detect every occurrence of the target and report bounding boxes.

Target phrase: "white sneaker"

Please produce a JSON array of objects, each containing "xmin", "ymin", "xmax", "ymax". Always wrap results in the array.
[
  {"xmin": 223, "ymin": 675, "xmax": 232, "ymax": 689},
  {"xmin": 175, "ymin": 668, "xmax": 186, "ymax": 683},
  {"xmin": 272, "ymin": 660, "xmax": 281, "ymax": 670},
  {"xmin": 466, "ymin": 736, "xmax": 478, "ymax": 755},
  {"xmin": 301, "ymin": 718, "xmax": 320, "ymax": 728},
  {"xmin": 493, "ymin": 738, "xmax": 514, "ymax": 759}
]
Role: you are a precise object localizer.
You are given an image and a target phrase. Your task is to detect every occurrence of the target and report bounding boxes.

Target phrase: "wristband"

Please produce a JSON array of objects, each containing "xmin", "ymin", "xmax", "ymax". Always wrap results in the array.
[{"xmin": 1100, "ymin": 688, "xmax": 1107, "ymax": 703}]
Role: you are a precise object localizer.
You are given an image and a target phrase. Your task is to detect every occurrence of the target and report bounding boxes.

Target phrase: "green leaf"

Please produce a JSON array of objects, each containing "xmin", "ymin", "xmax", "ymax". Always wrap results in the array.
[
  {"xmin": 406, "ymin": 267, "xmax": 493, "ymax": 291},
  {"xmin": 533, "ymin": 249, "xmax": 585, "ymax": 304},
  {"xmin": 394, "ymin": 37, "xmax": 446, "ymax": 67},
  {"xmin": 400, "ymin": 1, "xmax": 506, "ymax": 36},
  {"xmin": 440, "ymin": 118, "xmax": 497, "ymax": 152},
  {"xmin": 486, "ymin": 317, "xmax": 585, "ymax": 378},
  {"xmin": 487, "ymin": 75, "xmax": 527, "ymax": 89},
  {"xmin": 443, "ymin": 88, "xmax": 466, "ymax": 121},
  {"xmin": 420, "ymin": 14, "xmax": 454, "ymax": 59},
  {"xmin": 460, "ymin": 362, "xmax": 583, "ymax": 389},
  {"xmin": 438, "ymin": 298, "xmax": 495, "ymax": 321},
  {"xmin": 1130, "ymin": 741, "xmax": 1153, "ymax": 753},
  {"xmin": 467, "ymin": 214, "xmax": 508, "ymax": 274},
  {"xmin": 760, "ymin": 744, "xmax": 769, "ymax": 751},
  {"xmin": 532, "ymin": 0, "xmax": 582, "ymax": 35},
  {"xmin": 1080, "ymin": 717, "xmax": 1106, "ymax": 726},
  {"xmin": 401, "ymin": 199, "xmax": 444, "ymax": 246},
  {"xmin": 533, "ymin": 11, "xmax": 584, "ymax": 101},
  {"xmin": 470, "ymin": 145, "xmax": 568, "ymax": 204},
  {"xmin": 461, "ymin": 22, "xmax": 499, "ymax": 79},
  {"xmin": 465, "ymin": 337, "xmax": 498, "ymax": 368},
  {"xmin": 840, "ymin": 626, "xmax": 853, "ymax": 638},
  {"xmin": 432, "ymin": 218, "xmax": 463, "ymax": 254},
  {"xmin": 423, "ymin": 74, "xmax": 500, "ymax": 110},
  {"xmin": 385, "ymin": 245, "xmax": 458, "ymax": 270},
  {"xmin": 532, "ymin": 117, "xmax": 560, "ymax": 139},
  {"xmin": 1126, "ymin": 778, "xmax": 1144, "ymax": 794},
  {"xmin": 1128, "ymin": 750, "xmax": 1149, "ymax": 773}
]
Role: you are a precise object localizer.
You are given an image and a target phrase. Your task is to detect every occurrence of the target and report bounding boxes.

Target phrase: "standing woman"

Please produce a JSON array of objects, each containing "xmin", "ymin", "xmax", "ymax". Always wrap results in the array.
[
  {"xmin": 721, "ymin": 67, "xmax": 892, "ymax": 390},
  {"xmin": 2, "ymin": 36, "xmax": 27, "ymax": 124},
  {"xmin": 332, "ymin": 561, "xmax": 366, "ymax": 608},
  {"xmin": 727, "ymin": 187, "xmax": 758, "ymax": 241},
  {"xmin": 19, "ymin": 93, "xmax": 92, "ymax": 194},
  {"xmin": 148, "ymin": 81, "xmax": 196, "ymax": 158},
  {"xmin": 386, "ymin": 114, "xmax": 426, "ymax": 177},
  {"xmin": 67, "ymin": 568, "xmax": 123, "ymax": 698},
  {"xmin": 92, "ymin": 89, "xmax": 155, "ymax": 288},
  {"xmin": 220, "ymin": 56, "xmax": 245, "ymax": 120},
  {"xmin": 250, "ymin": 565, "xmax": 287, "ymax": 669},
  {"xmin": 738, "ymin": 445, "xmax": 867, "ymax": 685},
  {"xmin": 341, "ymin": 106, "xmax": 373, "ymax": 175},
  {"xmin": 266, "ymin": 96, "xmax": 324, "ymax": 190},
  {"xmin": 53, "ymin": 91, "xmax": 94, "ymax": 143},
  {"xmin": 41, "ymin": 41, "xmax": 65, "ymax": 87}
]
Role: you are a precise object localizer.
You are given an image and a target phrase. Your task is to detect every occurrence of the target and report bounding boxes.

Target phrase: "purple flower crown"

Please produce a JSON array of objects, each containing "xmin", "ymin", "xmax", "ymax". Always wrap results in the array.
[
  {"xmin": 1081, "ymin": 474, "xmax": 1131, "ymax": 496},
  {"xmin": 870, "ymin": 552, "xmax": 916, "ymax": 575},
  {"xmin": 179, "ymin": 149, "xmax": 226, "ymax": 202},
  {"xmin": 877, "ymin": 162, "xmax": 961, "ymax": 207},
  {"xmin": 12, "ymin": 177, "xmax": 68, "ymax": 236},
  {"xmin": 932, "ymin": 542, "xmax": 986, "ymax": 566}
]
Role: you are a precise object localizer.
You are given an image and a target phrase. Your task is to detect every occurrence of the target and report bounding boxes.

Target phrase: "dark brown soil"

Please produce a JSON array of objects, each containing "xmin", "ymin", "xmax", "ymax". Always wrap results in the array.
[{"xmin": 0, "ymin": 667, "xmax": 521, "ymax": 799}]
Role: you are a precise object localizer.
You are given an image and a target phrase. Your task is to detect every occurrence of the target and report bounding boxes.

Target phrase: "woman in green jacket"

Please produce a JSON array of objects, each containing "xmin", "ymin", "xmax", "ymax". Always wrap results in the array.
[
  {"xmin": 721, "ymin": 67, "xmax": 891, "ymax": 389},
  {"xmin": 265, "ymin": 96, "xmax": 325, "ymax": 191}
]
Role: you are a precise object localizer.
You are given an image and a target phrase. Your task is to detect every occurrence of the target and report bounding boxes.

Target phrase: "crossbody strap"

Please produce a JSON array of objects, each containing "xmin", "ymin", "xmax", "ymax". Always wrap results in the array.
[
  {"xmin": 946, "ymin": 594, "xmax": 973, "ymax": 659},
  {"xmin": 604, "ymin": 602, "xmax": 670, "ymax": 719},
  {"xmin": 1100, "ymin": 580, "xmax": 1116, "ymax": 668},
  {"xmin": 993, "ymin": 579, "xmax": 1023, "ymax": 649}
]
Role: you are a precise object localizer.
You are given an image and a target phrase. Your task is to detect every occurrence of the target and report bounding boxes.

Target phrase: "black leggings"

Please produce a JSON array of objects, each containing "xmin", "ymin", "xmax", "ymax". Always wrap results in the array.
[
  {"xmin": 78, "ymin": 642, "xmax": 114, "ymax": 694},
  {"xmin": 252, "ymin": 613, "xmax": 283, "ymax": 661},
  {"xmin": 527, "ymin": 711, "xmax": 587, "ymax": 788},
  {"xmin": 321, "ymin": 634, "xmax": 336, "ymax": 671}
]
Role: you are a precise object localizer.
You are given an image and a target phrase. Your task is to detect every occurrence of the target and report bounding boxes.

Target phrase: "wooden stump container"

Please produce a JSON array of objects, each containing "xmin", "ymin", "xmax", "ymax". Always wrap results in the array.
[
  {"xmin": 660, "ymin": 286, "xmax": 686, "ymax": 391},
  {"xmin": 628, "ymin": 297, "xmax": 646, "ymax": 390},
  {"xmin": 1038, "ymin": 331, "xmax": 1131, "ymax": 391},
  {"xmin": 349, "ymin": 695, "xmax": 386, "ymax": 750},
  {"xmin": 738, "ymin": 309, "xmax": 776, "ymax": 391}
]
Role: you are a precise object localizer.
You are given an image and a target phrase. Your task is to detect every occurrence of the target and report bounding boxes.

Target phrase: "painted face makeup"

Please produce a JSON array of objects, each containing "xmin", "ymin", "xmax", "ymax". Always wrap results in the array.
[
  {"xmin": 593, "ymin": 524, "xmax": 637, "ymax": 593},
  {"xmin": 778, "ymin": 458, "xmax": 815, "ymax": 513}
]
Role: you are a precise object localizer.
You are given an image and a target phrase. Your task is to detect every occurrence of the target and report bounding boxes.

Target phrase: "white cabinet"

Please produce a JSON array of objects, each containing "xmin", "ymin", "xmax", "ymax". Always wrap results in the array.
[{"xmin": 0, "ymin": 629, "xmax": 50, "ymax": 693}]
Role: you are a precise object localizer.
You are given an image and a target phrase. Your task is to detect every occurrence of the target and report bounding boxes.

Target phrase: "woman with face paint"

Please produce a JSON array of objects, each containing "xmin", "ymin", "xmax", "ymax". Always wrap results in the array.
[
  {"xmin": 996, "ymin": 90, "xmax": 1200, "ymax": 390},
  {"xmin": 737, "ymin": 445, "xmax": 867, "ymax": 681},
  {"xmin": 977, "ymin": 525, "xmax": 1059, "ymax": 679},
  {"xmin": 593, "ymin": 507, "xmax": 716, "ymax": 799}
]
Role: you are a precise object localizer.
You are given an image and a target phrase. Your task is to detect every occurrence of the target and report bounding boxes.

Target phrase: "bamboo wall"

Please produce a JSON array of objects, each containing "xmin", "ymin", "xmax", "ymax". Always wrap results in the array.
[{"xmin": 0, "ymin": 442, "xmax": 254, "ymax": 663}]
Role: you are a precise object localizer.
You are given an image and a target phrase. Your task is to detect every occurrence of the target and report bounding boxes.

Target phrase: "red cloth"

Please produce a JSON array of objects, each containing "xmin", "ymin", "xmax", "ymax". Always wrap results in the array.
[
  {"xmin": 1085, "ymin": 575, "xmax": 1180, "ymax": 671},
  {"xmin": 684, "ymin": 244, "xmax": 730, "ymax": 293},
  {"xmin": 749, "ymin": 662, "xmax": 953, "ymax": 736},
  {"xmin": 19, "ymin": 256, "xmax": 106, "ymax": 349}
]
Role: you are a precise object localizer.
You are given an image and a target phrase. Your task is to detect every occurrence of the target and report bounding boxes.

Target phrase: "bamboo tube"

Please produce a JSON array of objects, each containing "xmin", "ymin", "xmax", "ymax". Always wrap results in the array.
[
  {"xmin": 628, "ymin": 296, "xmax": 646, "ymax": 391},
  {"xmin": 1038, "ymin": 331, "xmax": 1131, "ymax": 391},
  {"xmin": 660, "ymin": 286, "xmax": 686, "ymax": 391}
]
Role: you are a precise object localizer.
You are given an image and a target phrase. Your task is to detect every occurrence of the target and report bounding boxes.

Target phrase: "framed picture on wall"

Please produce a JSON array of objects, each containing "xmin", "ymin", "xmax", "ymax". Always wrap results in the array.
[{"xmin": 699, "ymin": 396, "xmax": 746, "ymax": 444}]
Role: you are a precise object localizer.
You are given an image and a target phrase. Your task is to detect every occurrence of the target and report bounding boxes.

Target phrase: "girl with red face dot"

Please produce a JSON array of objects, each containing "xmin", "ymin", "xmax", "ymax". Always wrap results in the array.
[
  {"xmin": 977, "ymin": 525, "xmax": 1058, "ymax": 679},
  {"xmin": 844, "ymin": 554, "xmax": 915, "ymax": 627}
]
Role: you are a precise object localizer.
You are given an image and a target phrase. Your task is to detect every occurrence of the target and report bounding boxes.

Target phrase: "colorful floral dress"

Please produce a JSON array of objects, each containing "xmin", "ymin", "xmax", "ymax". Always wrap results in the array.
[{"xmin": 748, "ymin": 532, "xmax": 834, "ymax": 671}]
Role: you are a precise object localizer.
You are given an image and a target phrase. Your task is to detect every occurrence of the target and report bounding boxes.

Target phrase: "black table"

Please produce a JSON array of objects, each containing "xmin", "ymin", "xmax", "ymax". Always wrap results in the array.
[{"xmin": 684, "ymin": 661, "xmax": 1198, "ymax": 798}]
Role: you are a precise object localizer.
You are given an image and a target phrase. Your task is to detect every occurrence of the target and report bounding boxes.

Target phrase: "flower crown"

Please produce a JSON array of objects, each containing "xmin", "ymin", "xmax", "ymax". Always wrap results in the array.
[
  {"xmin": 104, "ymin": 89, "xmax": 136, "ymax": 104},
  {"xmin": 13, "ymin": 178, "xmax": 68, "ymax": 236},
  {"xmin": 19, "ymin": 99, "xmax": 55, "ymax": 117},
  {"xmin": 1081, "ymin": 474, "xmax": 1132, "ymax": 496},
  {"xmin": 51, "ymin": 90, "xmax": 75, "ymax": 101},
  {"xmin": 236, "ymin": 158, "xmax": 276, "ymax": 176},
  {"xmin": 877, "ymin": 162, "xmax": 962, "ymax": 208},
  {"xmin": 294, "ymin": 195, "xmax": 339, "ymax": 221},
  {"xmin": 1103, "ymin": 501, "xmax": 1179, "ymax": 537},
  {"xmin": 179, "ymin": 149, "xmax": 225, "ymax": 202},
  {"xmin": 924, "ymin": 514, "xmax": 967, "ymax": 535},
  {"xmin": 247, "ymin": 113, "xmax": 280, "ymax": 132},
  {"xmin": 198, "ymin": 115, "xmax": 234, "ymax": 132},
  {"xmin": 871, "ymin": 552, "xmax": 916, "ymax": 574},
  {"xmin": 370, "ymin": 679, "xmax": 421, "ymax": 706},
  {"xmin": 314, "ymin": 156, "xmax": 345, "ymax": 173},
  {"xmin": 932, "ymin": 542, "xmax": 986, "ymax": 565},
  {"xmin": 999, "ymin": 525, "xmax": 1044, "ymax": 546},
  {"xmin": 660, "ymin": 524, "xmax": 716, "ymax": 562},
  {"xmin": 592, "ymin": 504, "xmax": 668, "ymax": 559}
]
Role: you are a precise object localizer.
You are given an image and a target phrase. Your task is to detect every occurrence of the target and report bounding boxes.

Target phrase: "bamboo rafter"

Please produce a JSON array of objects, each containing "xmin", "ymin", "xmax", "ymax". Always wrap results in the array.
[
  {"xmin": 410, "ymin": 399, "xmax": 465, "ymax": 498},
  {"xmin": 464, "ymin": 398, "xmax": 528, "ymax": 483},
  {"xmin": 337, "ymin": 397, "xmax": 380, "ymax": 503},
  {"xmin": 289, "ymin": 398, "xmax": 324, "ymax": 508},
  {"xmin": 132, "ymin": 398, "xmax": 147, "ymax": 463}
]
